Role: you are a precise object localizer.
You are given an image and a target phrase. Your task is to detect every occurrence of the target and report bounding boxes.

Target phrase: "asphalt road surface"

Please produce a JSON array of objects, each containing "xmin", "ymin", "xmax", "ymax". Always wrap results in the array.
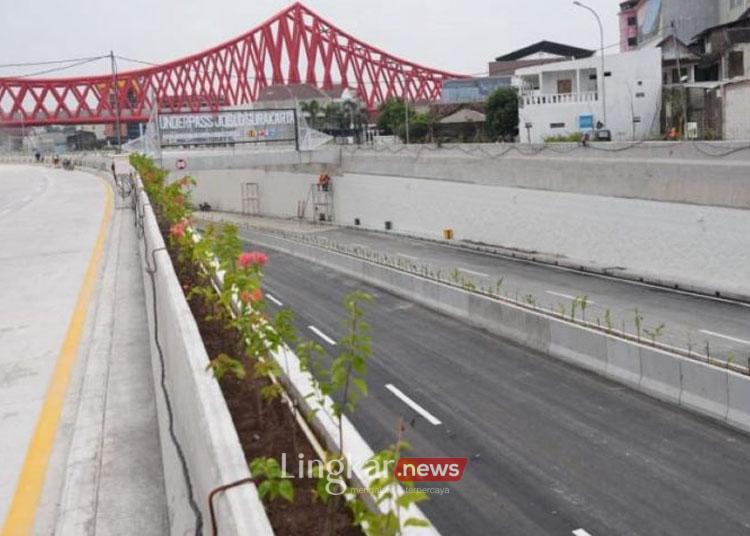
[
  {"xmin": 254, "ymin": 224, "xmax": 750, "ymax": 367},
  {"xmin": 250, "ymin": 242, "xmax": 750, "ymax": 536}
]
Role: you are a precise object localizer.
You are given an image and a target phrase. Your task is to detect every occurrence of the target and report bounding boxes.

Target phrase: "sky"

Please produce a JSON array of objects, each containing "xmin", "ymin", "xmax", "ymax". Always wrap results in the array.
[{"xmin": 0, "ymin": 0, "xmax": 621, "ymax": 78}]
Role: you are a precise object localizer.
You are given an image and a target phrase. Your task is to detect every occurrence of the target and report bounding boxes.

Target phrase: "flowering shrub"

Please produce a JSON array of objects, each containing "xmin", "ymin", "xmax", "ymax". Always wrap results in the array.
[
  {"xmin": 129, "ymin": 153, "xmax": 287, "ymax": 382},
  {"xmin": 238, "ymin": 251, "xmax": 268, "ymax": 268},
  {"xmin": 169, "ymin": 218, "xmax": 189, "ymax": 239}
]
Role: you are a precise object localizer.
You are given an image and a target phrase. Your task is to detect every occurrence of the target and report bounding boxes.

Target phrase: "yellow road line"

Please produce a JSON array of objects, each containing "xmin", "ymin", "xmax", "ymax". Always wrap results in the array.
[{"xmin": 2, "ymin": 175, "xmax": 113, "ymax": 536}]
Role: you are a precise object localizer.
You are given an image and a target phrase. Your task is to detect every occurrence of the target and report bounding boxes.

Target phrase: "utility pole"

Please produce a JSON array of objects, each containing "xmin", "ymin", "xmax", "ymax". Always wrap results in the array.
[
  {"xmin": 110, "ymin": 50, "xmax": 122, "ymax": 152},
  {"xmin": 404, "ymin": 96, "xmax": 410, "ymax": 145},
  {"xmin": 671, "ymin": 20, "xmax": 687, "ymax": 137},
  {"xmin": 574, "ymin": 1, "xmax": 606, "ymax": 127}
]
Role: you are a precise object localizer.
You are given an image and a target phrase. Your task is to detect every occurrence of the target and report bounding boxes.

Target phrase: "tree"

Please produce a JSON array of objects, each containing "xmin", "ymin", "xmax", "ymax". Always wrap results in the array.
[
  {"xmin": 408, "ymin": 112, "xmax": 431, "ymax": 143},
  {"xmin": 486, "ymin": 87, "xmax": 519, "ymax": 141},
  {"xmin": 300, "ymin": 100, "xmax": 321, "ymax": 129},
  {"xmin": 377, "ymin": 97, "xmax": 413, "ymax": 136},
  {"xmin": 377, "ymin": 97, "xmax": 436, "ymax": 143},
  {"xmin": 322, "ymin": 103, "xmax": 341, "ymax": 131}
]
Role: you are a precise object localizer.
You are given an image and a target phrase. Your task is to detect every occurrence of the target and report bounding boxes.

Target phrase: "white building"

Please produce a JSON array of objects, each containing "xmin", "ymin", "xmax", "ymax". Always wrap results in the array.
[{"xmin": 516, "ymin": 47, "xmax": 663, "ymax": 143}]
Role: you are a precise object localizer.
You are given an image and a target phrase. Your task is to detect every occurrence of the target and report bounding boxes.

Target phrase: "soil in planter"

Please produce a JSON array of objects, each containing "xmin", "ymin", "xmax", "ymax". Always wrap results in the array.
[{"xmin": 171, "ymin": 251, "xmax": 362, "ymax": 536}]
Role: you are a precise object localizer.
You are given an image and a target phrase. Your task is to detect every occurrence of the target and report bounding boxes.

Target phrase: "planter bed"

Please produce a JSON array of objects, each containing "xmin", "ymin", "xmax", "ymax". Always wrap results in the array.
[{"xmin": 168, "ymin": 241, "xmax": 361, "ymax": 535}]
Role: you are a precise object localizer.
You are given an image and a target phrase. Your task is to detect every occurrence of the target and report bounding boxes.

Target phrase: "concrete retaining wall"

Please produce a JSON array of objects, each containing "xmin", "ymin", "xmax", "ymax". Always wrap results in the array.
[
  {"xmin": 183, "ymin": 162, "xmax": 750, "ymax": 299},
  {"xmin": 332, "ymin": 172, "xmax": 750, "ymax": 299},
  {"xmin": 71, "ymin": 143, "xmax": 750, "ymax": 300},
  {"xmin": 341, "ymin": 143, "xmax": 750, "ymax": 209},
  {"xmin": 179, "ymin": 168, "xmax": 313, "ymax": 217},
  {"xmin": 136, "ymin": 182, "xmax": 274, "ymax": 535},
  {"xmin": 244, "ymin": 230, "xmax": 750, "ymax": 436}
]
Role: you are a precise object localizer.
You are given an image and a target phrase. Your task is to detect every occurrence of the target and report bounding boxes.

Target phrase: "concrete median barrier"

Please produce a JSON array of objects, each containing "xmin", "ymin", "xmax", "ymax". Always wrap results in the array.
[
  {"xmin": 727, "ymin": 373, "xmax": 750, "ymax": 434},
  {"xmin": 679, "ymin": 360, "xmax": 730, "ymax": 422},
  {"xmin": 604, "ymin": 338, "xmax": 642, "ymax": 390},
  {"xmin": 638, "ymin": 347, "xmax": 683, "ymax": 405},
  {"xmin": 137, "ymin": 185, "xmax": 274, "ymax": 535},
  {"xmin": 548, "ymin": 321, "xmax": 608, "ymax": 374}
]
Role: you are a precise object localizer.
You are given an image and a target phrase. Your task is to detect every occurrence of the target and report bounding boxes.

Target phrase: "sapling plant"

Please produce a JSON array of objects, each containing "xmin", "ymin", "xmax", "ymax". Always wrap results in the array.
[
  {"xmin": 643, "ymin": 323, "xmax": 666, "ymax": 345},
  {"xmin": 570, "ymin": 298, "xmax": 578, "ymax": 321},
  {"xmin": 494, "ymin": 277, "xmax": 504, "ymax": 295},
  {"xmin": 250, "ymin": 457, "xmax": 295, "ymax": 504},
  {"xmin": 633, "ymin": 308, "xmax": 644, "ymax": 341},
  {"xmin": 332, "ymin": 290, "xmax": 373, "ymax": 455},
  {"xmin": 578, "ymin": 295, "xmax": 589, "ymax": 320},
  {"xmin": 206, "ymin": 353, "xmax": 246, "ymax": 381},
  {"xmin": 348, "ymin": 419, "xmax": 430, "ymax": 536}
]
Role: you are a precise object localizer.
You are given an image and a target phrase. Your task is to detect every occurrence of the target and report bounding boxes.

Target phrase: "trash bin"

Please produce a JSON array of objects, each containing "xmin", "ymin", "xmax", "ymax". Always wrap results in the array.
[
  {"xmin": 385, "ymin": 221, "xmax": 392, "ymax": 231},
  {"xmin": 443, "ymin": 228, "xmax": 454, "ymax": 240}
]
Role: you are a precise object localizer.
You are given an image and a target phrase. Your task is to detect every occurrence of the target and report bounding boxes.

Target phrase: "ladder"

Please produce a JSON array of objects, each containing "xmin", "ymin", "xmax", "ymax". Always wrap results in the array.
[
  {"xmin": 300, "ymin": 182, "xmax": 334, "ymax": 222},
  {"xmin": 241, "ymin": 182, "xmax": 260, "ymax": 215}
]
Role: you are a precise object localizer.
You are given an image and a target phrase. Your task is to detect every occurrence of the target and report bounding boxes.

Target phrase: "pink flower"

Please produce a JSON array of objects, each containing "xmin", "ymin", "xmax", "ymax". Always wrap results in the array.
[
  {"xmin": 170, "ymin": 219, "xmax": 189, "ymax": 238},
  {"xmin": 239, "ymin": 288, "xmax": 263, "ymax": 304},
  {"xmin": 237, "ymin": 251, "xmax": 268, "ymax": 268}
]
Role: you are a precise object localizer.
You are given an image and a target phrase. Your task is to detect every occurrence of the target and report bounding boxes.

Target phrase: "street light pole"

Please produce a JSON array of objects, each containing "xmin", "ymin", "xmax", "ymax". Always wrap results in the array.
[
  {"xmin": 574, "ymin": 1, "xmax": 607, "ymax": 127},
  {"xmin": 110, "ymin": 50, "xmax": 122, "ymax": 152}
]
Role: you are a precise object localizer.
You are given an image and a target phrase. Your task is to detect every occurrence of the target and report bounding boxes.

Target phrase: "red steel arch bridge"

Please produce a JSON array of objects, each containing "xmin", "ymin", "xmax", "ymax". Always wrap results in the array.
[{"xmin": 0, "ymin": 2, "xmax": 464, "ymax": 127}]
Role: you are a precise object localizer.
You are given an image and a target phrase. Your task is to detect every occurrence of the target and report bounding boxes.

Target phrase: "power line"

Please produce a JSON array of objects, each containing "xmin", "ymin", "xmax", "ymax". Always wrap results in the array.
[
  {"xmin": 115, "ymin": 55, "xmax": 159, "ymax": 67},
  {"xmin": 11, "ymin": 56, "xmax": 108, "ymax": 79},
  {"xmin": 0, "ymin": 55, "xmax": 105, "ymax": 69}
]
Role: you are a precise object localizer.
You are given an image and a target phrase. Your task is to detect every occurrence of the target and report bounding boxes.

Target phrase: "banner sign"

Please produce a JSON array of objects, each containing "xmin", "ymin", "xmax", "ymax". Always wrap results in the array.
[{"xmin": 158, "ymin": 108, "xmax": 298, "ymax": 147}]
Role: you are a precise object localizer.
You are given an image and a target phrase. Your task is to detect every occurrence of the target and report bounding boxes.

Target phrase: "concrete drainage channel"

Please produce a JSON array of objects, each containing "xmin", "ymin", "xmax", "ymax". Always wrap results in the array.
[{"xmin": 235, "ymin": 227, "xmax": 750, "ymax": 437}]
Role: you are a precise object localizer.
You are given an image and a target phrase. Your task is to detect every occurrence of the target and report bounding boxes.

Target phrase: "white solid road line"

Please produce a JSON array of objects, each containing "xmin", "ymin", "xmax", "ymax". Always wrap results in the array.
[
  {"xmin": 700, "ymin": 329, "xmax": 750, "ymax": 345},
  {"xmin": 308, "ymin": 325, "xmax": 337, "ymax": 346},
  {"xmin": 572, "ymin": 529, "xmax": 593, "ymax": 536},
  {"xmin": 546, "ymin": 290, "xmax": 595, "ymax": 304},
  {"xmin": 460, "ymin": 267, "xmax": 490, "ymax": 278},
  {"xmin": 385, "ymin": 384, "xmax": 442, "ymax": 426},
  {"xmin": 266, "ymin": 293, "xmax": 283, "ymax": 306}
]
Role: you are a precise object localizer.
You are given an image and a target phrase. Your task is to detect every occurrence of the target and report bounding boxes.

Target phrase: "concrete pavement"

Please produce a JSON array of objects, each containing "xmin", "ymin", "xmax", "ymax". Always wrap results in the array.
[
  {"xmin": 253, "ymin": 244, "xmax": 750, "ymax": 536},
  {"xmin": 0, "ymin": 165, "xmax": 166, "ymax": 535}
]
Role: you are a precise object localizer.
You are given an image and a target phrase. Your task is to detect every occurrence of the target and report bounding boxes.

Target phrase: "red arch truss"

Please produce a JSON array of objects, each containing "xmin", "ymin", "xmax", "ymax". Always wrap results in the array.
[{"xmin": 0, "ymin": 2, "xmax": 465, "ymax": 127}]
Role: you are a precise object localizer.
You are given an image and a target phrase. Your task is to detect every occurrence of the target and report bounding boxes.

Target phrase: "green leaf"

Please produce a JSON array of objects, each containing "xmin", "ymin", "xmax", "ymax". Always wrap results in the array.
[
  {"xmin": 257, "ymin": 480, "xmax": 271, "ymax": 500},
  {"xmin": 352, "ymin": 377, "xmax": 368, "ymax": 396},
  {"xmin": 404, "ymin": 518, "xmax": 431, "ymax": 528},
  {"xmin": 278, "ymin": 480, "xmax": 295, "ymax": 503}
]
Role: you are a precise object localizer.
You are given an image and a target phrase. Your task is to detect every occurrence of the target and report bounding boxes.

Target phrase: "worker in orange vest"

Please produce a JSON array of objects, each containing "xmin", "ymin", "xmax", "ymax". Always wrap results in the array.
[{"xmin": 318, "ymin": 173, "xmax": 331, "ymax": 191}]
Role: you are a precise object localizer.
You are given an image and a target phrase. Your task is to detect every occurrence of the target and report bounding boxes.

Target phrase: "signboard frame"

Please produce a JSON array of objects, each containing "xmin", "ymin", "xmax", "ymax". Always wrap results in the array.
[{"xmin": 156, "ymin": 107, "xmax": 299, "ymax": 150}]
